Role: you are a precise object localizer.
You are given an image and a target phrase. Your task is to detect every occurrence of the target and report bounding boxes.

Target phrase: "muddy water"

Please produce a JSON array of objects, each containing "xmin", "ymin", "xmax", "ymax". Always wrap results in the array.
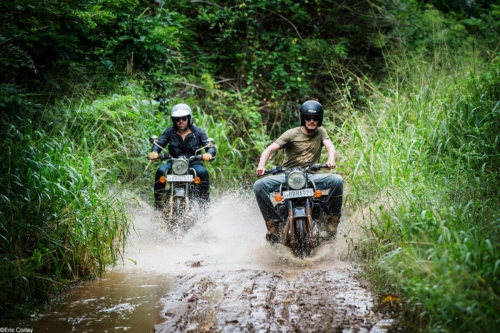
[
  {"xmin": 26, "ymin": 271, "xmax": 175, "ymax": 332},
  {"xmin": 25, "ymin": 190, "xmax": 393, "ymax": 332}
]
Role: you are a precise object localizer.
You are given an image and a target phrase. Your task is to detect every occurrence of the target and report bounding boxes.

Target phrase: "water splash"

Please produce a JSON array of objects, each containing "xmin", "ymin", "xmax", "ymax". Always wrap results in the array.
[{"xmin": 120, "ymin": 189, "xmax": 353, "ymax": 275}]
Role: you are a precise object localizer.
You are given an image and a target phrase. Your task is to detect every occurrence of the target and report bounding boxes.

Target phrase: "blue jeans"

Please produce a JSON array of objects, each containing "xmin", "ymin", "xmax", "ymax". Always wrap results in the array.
[
  {"xmin": 154, "ymin": 162, "xmax": 210, "ymax": 206},
  {"xmin": 253, "ymin": 173, "xmax": 343, "ymax": 222}
]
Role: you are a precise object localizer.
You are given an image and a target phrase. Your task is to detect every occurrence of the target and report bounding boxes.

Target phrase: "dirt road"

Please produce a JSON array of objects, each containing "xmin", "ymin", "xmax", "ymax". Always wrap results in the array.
[
  {"xmin": 123, "ymin": 192, "xmax": 394, "ymax": 332},
  {"xmin": 155, "ymin": 269, "xmax": 393, "ymax": 332}
]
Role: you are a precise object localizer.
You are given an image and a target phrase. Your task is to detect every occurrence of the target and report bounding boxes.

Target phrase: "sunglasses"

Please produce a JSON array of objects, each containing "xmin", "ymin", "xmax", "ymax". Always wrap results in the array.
[
  {"xmin": 174, "ymin": 116, "xmax": 188, "ymax": 122},
  {"xmin": 304, "ymin": 116, "xmax": 319, "ymax": 122}
]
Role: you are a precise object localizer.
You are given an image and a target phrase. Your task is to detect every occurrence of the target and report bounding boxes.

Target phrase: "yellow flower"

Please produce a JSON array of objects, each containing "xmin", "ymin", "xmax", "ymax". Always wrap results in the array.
[{"xmin": 381, "ymin": 294, "xmax": 401, "ymax": 306}]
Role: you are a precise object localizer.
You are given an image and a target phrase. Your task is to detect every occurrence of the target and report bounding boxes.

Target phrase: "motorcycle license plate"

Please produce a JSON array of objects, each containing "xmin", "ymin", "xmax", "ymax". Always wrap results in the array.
[
  {"xmin": 282, "ymin": 188, "xmax": 314, "ymax": 199},
  {"xmin": 166, "ymin": 174, "xmax": 193, "ymax": 182}
]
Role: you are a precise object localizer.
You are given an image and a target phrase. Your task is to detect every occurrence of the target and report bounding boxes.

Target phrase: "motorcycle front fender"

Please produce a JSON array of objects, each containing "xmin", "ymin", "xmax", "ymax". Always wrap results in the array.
[
  {"xmin": 174, "ymin": 187, "xmax": 186, "ymax": 197},
  {"xmin": 293, "ymin": 206, "xmax": 307, "ymax": 218}
]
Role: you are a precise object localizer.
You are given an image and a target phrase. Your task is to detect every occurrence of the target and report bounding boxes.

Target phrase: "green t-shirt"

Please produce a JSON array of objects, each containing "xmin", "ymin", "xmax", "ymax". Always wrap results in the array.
[{"xmin": 275, "ymin": 127, "xmax": 330, "ymax": 169}]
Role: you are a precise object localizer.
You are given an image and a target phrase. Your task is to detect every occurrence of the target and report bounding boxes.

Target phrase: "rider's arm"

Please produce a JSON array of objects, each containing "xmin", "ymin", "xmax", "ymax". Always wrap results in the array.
[
  {"xmin": 256, "ymin": 142, "xmax": 280, "ymax": 176},
  {"xmin": 323, "ymin": 139, "xmax": 337, "ymax": 169},
  {"xmin": 152, "ymin": 128, "xmax": 171, "ymax": 153}
]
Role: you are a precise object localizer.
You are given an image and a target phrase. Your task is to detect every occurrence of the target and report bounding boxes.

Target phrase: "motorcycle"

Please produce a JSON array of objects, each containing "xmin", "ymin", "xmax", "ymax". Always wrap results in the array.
[
  {"xmin": 262, "ymin": 163, "xmax": 330, "ymax": 257},
  {"xmin": 146, "ymin": 135, "xmax": 215, "ymax": 232}
]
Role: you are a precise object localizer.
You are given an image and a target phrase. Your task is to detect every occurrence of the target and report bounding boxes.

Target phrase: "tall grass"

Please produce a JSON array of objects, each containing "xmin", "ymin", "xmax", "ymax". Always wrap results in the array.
[
  {"xmin": 336, "ymin": 46, "xmax": 500, "ymax": 331},
  {"xmin": 0, "ymin": 82, "xmax": 158, "ymax": 320},
  {"xmin": 198, "ymin": 112, "xmax": 255, "ymax": 191}
]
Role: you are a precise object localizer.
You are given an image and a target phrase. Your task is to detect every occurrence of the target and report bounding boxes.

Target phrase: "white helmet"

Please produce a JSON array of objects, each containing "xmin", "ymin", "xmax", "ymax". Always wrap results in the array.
[{"xmin": 171, "ymin": 103, "xmax": 193, "ymax": 125}]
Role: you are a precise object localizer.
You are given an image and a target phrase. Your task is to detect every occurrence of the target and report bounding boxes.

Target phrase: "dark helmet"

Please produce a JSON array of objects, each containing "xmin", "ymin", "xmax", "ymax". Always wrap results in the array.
[
  {"xmin": 171, "ymin": 103, "xmax": 193, "ymax": 127},
  {"xmin": 300, "ymin": 100, "xmax": 324, "ymax": 127}
]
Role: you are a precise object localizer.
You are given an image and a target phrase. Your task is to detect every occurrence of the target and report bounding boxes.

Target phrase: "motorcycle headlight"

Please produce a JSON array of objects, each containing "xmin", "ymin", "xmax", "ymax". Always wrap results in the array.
[
  {"xmin": 287, "ymin": 170, "xmax": 307, "ymax": 189},
  {"xmin": 172, "ymin": 158, "xmax": 189, "ymax": 175}
]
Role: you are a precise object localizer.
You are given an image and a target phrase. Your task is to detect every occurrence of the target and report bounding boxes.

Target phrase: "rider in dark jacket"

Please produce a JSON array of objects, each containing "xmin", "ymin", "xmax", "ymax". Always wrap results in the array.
[{"xmin": 149, "ymin": 103, "xmax": 216, "ymax": 209}]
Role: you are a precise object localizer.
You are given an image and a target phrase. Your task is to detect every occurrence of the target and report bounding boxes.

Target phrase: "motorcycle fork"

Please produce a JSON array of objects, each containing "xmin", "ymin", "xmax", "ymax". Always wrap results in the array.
[
  {"xmin": 168, "ymin": 185, "xmax": 174, "ymax": 221},
  {"xmin": 305, "ymin": 199, "xmax": 316, "ymax": 247},
  {"xmin": 288, "ymin": 200, "xmax": 298, "ymax": 249},
  {"xmin": 184, "ymin": 183, "xmax": 190, "ymax": 211}
]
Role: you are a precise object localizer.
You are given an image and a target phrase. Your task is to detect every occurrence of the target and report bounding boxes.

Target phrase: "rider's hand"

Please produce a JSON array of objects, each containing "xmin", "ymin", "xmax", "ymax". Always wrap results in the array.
[
  {"xmin": 326, "ymin": 160, "xmax": 336, "ymax": 170},
  {"xmin": 256, "ymin": 166, "xmax": 266, "ymax": 176},
  {"xmin": 148, "ymin": 151, "xmax": 159, "ymax": 160},
  {"xmin": 202, "ymin": 153, "xmax": 213, "ymax": 161}
]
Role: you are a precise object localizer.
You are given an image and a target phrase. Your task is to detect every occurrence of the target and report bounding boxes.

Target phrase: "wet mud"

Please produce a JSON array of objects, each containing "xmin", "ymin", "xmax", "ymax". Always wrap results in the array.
[{"xmin": 155, "ymin": 269, "xmax": 392, "ymax": 333}]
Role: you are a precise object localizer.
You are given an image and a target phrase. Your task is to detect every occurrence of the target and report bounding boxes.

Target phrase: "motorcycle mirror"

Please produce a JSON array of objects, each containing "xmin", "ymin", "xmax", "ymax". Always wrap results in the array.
[
  {"xmin": 194, "ymin": 138, "xmax": 216, "ymax": 155},
  {"xmin": 149, "ymin": 135, "xmax": 158, "ymax": 144}
]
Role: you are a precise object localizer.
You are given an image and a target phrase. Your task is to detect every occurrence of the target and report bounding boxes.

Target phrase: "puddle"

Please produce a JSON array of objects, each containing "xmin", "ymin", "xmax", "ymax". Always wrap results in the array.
[{"xmin": 23, "ymin": 270, "xmax": 175, "ymax": 332}]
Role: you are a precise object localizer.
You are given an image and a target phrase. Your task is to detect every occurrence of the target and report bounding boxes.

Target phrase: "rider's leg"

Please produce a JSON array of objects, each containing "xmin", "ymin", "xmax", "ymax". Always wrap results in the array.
[
  {"xmin": 253, "ymin": 175, "xmax": 284, "ymax": 241},
  {"xmin": 191, "ymin": 164, "xmax": 210, "ymax": 207},
  {"xmin": 309, "ymin": 173, "xmax": 343, "ymax": 235},
  {"xmin": 154, "ymin": 162, "xmax": 172, "ymax": 209}
]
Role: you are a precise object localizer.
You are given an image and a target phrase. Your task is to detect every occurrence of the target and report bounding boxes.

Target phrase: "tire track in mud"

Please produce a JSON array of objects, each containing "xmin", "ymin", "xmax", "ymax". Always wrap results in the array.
[
  {"xmin": 124, "ymin": 191, "xmax": 394, "ymax": 332},
  {"xmin": 155, "ymin": 270, "xmax": 392, "ymax": 332}
]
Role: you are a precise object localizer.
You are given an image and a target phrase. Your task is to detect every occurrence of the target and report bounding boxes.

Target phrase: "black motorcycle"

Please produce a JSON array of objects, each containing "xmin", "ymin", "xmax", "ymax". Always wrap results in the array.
[
  {"xmin": 263, "ymin": 163, "xmax": 330, "ymax": 257},
  {"xmin": 147, "ymin": 135, "xmax": 215, "ymax": 232}
]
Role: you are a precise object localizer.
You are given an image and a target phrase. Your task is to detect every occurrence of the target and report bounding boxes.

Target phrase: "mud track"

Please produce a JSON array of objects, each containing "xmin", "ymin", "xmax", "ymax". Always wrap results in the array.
[
  {"xmin": 155, "ymin": 269, "xmax": 392, "ymax": 332},
  {"xmin": 124, "ymin": 193, "xmax": 394, "ymax": 332}
]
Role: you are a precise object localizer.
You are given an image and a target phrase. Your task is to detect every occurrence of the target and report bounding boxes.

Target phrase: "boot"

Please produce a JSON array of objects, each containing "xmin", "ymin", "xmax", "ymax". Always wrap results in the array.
[
  {"xmin": 326, "ymin": 215, "xmax": 340, "ymax": 238},
  {"xmin": 198, "ymin": 185, "xmax": 210, "ymax": 210},
  {"xmin": 265, "ymin": 219, "xmax": 280, "ymax": 244},
  {"xmin": 154, "ymin": 190, "xmax": 164, "ymax": 211}
]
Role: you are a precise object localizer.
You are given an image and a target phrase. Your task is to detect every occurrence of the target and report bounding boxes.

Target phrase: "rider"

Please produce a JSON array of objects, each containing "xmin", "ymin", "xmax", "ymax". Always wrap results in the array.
[
  {"xmin": 148, "ymin": 103, "xmax": 216, "ymax": 209},
  {"xmin": 254, "ymin": 100, "xmax": 343, "ymax": 242}
]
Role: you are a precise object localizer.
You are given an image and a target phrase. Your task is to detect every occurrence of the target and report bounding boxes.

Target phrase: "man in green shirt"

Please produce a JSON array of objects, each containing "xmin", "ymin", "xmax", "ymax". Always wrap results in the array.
[{"xmin": 254, "ymin": 100, "xmax": 344, "ymax": 243}]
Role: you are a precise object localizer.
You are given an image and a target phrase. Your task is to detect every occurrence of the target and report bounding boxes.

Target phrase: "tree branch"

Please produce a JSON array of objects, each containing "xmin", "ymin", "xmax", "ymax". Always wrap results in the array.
[
  {"xmin": 270, "ymin": 11, "xmax": 304, "ymax": 42},
  {"xmin": 191, "ymin": 0, "xmax": 224, "ymax": 10}
]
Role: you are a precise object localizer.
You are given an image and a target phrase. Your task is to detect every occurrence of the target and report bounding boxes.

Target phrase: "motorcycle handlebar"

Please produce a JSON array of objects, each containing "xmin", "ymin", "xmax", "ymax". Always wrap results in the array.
[
  {"xmin": 189, "ymin": 155, "xmax": 202, "ymax": 162},
  {"xmin": 310, "ymin": 163, "xmax": 328, "ymax": 171},
  {"xmin": 261, "ymin": 163, "xmax": 328, "ymax": 176},
  {"xmin": 159, "ymin": 154, "xmax": 171, "ymax": 161},
  {"xmin": 147, "ymin": 154, "xmax": 212, "ymax": 162}
]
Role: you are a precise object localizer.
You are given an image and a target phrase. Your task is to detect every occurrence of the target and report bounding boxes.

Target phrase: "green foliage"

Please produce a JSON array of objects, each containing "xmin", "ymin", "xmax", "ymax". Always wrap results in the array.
[
  {"xmin": 0, "ymin": 83, "xmax": 160, "ymax": 319},
  {"xmin": 341, "ymin": 46, "xmax": 500, "ymax": 332},
  {"xmin": 0, "ymin": 0, "xmax": 186, "ymax": 94},
  {"xmin": 444, "ymin": 66, "xmax": 500, "ymax": 176},
  {"xmin": 379, "ymin": 1, "xmax": 500, "ymax": 56},
  {"xmin": 196, "ymin": 112, "xmax": 253, "ymax": 190},
  {"xmin": 139, "ymin": 0, "xmax": 390, "ymax": 166},
  {"xmin": 420, "ymin": 0, "xmax": 500, "ymax": 17},
  {"xmin": 155, "ymin": 0, "xmax": 384, "ymax": 103}
]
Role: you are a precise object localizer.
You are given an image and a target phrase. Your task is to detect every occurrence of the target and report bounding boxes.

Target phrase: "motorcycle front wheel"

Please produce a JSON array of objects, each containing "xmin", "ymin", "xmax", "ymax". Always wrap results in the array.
[
  {"xmin": 163, "ymin": 197, "xmax": 186, "ymax": 235},
  {"xmin": 295, "ymin": 217, "xmax": 311, "ymax": 258}
]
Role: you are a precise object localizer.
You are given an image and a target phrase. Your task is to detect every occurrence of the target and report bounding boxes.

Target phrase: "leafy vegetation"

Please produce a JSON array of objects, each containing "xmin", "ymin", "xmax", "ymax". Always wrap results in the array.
[
  {"xmin": 338, "ymin": 46, "xmax": 500, "ymax": 331},
  {"xmin": 1, "ymin": 0, "xmax": 499, "ymax": 331}
]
